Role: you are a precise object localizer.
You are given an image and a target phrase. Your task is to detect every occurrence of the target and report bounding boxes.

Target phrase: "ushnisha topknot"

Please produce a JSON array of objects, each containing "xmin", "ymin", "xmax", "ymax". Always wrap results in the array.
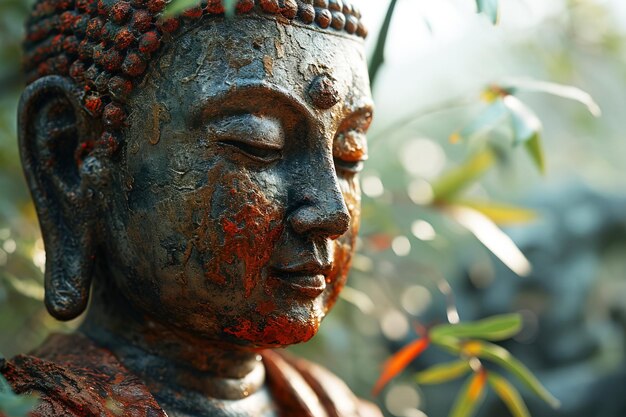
[{"xmin": 23, "ymin": 0, "xmax": 367, "ymax": 159}]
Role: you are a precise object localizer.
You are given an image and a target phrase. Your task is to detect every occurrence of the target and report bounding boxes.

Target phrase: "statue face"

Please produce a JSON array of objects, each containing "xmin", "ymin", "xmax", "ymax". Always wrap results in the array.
[{"xmin": 101, "ymin": 18, "xmax": 372, "ymax": 348}]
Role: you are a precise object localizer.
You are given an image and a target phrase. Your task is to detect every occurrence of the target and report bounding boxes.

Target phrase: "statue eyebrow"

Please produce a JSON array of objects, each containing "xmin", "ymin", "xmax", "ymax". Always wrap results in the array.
[{"xmin": 192, "ymin": 81, "xmax": 316, "ymax": 127}]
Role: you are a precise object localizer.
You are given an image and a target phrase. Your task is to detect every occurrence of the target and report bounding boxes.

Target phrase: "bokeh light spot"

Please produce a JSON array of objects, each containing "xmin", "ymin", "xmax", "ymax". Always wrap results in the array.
[
  {"xmin": 362, "ymin": 175, "xmax": 385, "ymax": 198},
  {"xmin": 411, "ymin": 220, "xmax": 436, "ymax": 241},
  {"xmin": 392, "ymin": 236, "xmax": 411, "ymax": 256},
  {"xmin": 401, "ymin": 285, "xmax": 432, "ymax": 316},
  {"xmin": 381, "ymin": 309, "xmax": 410, "ymax": 341},
  {"xmin": 3, "ymin": 239, "xmax": 17, "ymax": 254},
  {"xmin": 385, "ymin": 384, "xmax": 422, "ymax": 416},
  {"xmin": 400, "ymin": 138, "xmax": 446, "ymax": 179},
  {"xmin": 408, "ymin": 179, "xmax": 434, "ymax": 205}
]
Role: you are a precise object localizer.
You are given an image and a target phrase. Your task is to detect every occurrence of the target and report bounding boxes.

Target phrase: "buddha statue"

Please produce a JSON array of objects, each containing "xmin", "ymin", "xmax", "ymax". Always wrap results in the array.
[{"xmin": 1, "ymin": 0, "xmax": 378, "ymax": 416}]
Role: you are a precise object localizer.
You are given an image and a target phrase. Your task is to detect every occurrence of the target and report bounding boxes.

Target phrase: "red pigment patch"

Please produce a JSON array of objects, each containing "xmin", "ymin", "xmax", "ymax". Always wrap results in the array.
[
  {"xmin": 84, "ymin": 94, "xmax": 103, "ymax": 116},
  {"xmin": 256, "ymin": 300, "xmax": 276, "ymax": 315},
  {"xmin": 122, "ymin": 52, "xmax": 146, "ymax": 77},
  {"xmin": 207, "ymin": 185, "xmax": 283, "ymax": 297},
  {"xmin": 138, "ymin": 31, "xmax": 160, "ymax": 54},
  {"xmin": 114, "ymin": 27, "xmax": 135, "ymax": 50},
  {"xmin": 182, "ymin": 6, "xmax": 203, "ymax": 19},
  {"xmin": 131, "ymin": 9, "xmax": 152, "ymax": 32},
  {"xmin": 187, "ymin": 172, "xmax": 283, "ymax": 296},
  {"xmin": 224, "ymin": 315, "xmax": 318, "ymax": 346},
  {"xmin": 103, "ymin": 103, "xmax": 127, "ymax": 128},
  {"xmin": 157, "ymin": 17, "xmax": 179, "ymax": 33}
]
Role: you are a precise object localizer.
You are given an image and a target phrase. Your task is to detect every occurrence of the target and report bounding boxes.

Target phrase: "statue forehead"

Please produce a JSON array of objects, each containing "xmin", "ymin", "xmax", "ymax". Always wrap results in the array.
[{"xmin": 140, "ymin": 17, "xmax": 371, "ymax": 111}]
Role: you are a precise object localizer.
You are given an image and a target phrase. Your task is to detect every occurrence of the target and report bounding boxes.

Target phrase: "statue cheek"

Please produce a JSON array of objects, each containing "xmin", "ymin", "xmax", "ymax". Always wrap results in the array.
[{"xmin": 193, "ymin": 170, "xmax": 285, "ymax": 297}]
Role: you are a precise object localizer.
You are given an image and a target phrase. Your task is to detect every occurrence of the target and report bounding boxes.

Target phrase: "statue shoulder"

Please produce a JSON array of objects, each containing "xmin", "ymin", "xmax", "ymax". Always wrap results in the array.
[
  {"xmin": 1, "ymin": 333, "xmax": 166, "ymax": 417},
  {"xmin": 262, "ymin": 350, "xmax": 383, "ymax": 417}
]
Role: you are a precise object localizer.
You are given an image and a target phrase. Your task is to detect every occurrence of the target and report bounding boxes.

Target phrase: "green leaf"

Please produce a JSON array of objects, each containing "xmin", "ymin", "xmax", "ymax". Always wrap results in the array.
[
  {"xmin": 453, "ymin": 99, "xmax": 508, "ymax": 142},
  {"xmin": 502, "ymin": 95, "xmax": 545, "ymax": 173},
  {"xmin": 0, "ymin": 374, "xmax": 11, "ymax": 393},
  {"xmin": 416, "ymin": 360, "xmax": 471, "ymax": 385},
  {"xmin": 445, "ymin": 206, "xmax": 532, "ymax": 277},
  {"xmin": 431, "ymin": 149, "xmax": 496, "ymax": 202},
  {"xmin": 502, "ymin": 78, "xmax": 601, "ymax": 117},
  {"xmin": 163, "ymin": 0, "xmax": 199, "ymax": 17},
  {"xmin": 448, "ymin": 372, "xmax": 487, "ymax": 417},
  {"xmin": 503, "ymin": 96, "xmax": 541, "ymax": 145},
  {"xmin": 463, "ymin": 341, "xmax": 560, "ymax": 409},
  {"xmin": 2, "ymin": 272, "xmax": 44, "ymax": 301},
  {"xmin": 476, "ymin": 0, "xmax": 500, "ymax": 24},
  {"xmin": 430, "ymin": 314, "xmax": 523, "ymax": 342},
  {"xmin": 488, "ymin": 373, "xmax": 531, "ymax": 417},
  {"xmin": 451, "ymin": 200, "xmax": 538, "ymax": 225},
  {"xmin": 0, "ymin": 375, "xmax": 39, "ymax": 417},
  {"xmin": 0, "ymin": 392, "xmax": 40, "ymax": 417},
  {"xmin": 223, "ymin": 0, "xmax": 237, "ymax": 17},
  {"xmin": 339, "ymin": 286, "xmax": 375, "ymax": 314},
  {"xmin": 434, "ymin": 336, "xmax": 463, "ymax": 355},
  {"xmin": 524, "ymin": 133, "xmax": 545, "ymax": 174},
  {"xmin": 368, "ymin": 0, "xmax": 398, "ymax": 87}
]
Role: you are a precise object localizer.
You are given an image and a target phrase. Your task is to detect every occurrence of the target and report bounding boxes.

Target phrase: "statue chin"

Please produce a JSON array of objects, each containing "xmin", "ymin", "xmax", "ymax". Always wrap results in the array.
[
  {"xmin": 222, "ymin": 312, "xmax": 321, "ymax": 348},
  {"xmin": 6, "ymin": 1, "xmax": 380, "ymax": 416}
]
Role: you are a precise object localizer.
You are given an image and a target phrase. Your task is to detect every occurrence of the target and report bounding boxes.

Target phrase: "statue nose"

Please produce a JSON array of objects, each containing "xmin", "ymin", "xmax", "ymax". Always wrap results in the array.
[{"xmin": 288, "ymin": 188, "xmax": 351, "ymax": 240}]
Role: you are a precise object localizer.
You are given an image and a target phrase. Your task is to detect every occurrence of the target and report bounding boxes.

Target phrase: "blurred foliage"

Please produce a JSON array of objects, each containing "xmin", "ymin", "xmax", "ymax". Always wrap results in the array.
[
  {"xmin": 292, "ymin": 1, "xmax": 626, "ymax": 417},
  {"xmin": 0, "ymin": 374, "xmax": 38, "ymax": 417},
  {"xmin": 2, "ymin": 1, "xmax": 626, "ymax": 417}
]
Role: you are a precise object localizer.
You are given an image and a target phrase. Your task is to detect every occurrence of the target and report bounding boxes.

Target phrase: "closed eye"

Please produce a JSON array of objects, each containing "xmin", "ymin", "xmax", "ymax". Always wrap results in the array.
[{"xmin": 219, "ymin": 139, "xmax": 282, "ymax": 163}]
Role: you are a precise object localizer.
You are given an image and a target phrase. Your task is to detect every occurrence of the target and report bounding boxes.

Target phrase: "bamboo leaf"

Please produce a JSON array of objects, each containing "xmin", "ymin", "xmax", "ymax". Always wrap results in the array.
[
  {"xmin": 339, "ymin": 286, "xmax": 375, "ymax": 314},
  {"xmin": 444, "ymin": 206, "xmax": 532, "ymax": 277},
  {"xmin": 463, "ymin": 341, "xmax": 560, "ymax": 409},
  {"xmin": 452, "ymin": 100, "xmax": 508, "ymax": 142},
  {"xmin": 0, "ymin": 375, "xmax": 39, "ymax": 417},
  {"xmin": 502, "ymin": 79, "xmax": 601, "ymax": 117},
  {"xmin": 488, "ymin": 373, "xmax": 531, "ymax": 417},
  {"xmin": 223, "ymin": 0, "xmax": 237, "ymax": 17},
  {"xmin": 448, "ymin": 372, "xmax": 487, "ymax": 417},
  {"xmin": 430, "ymin": 314, "xmax": 523, "ymax": 342},
  {"xmin": 433, "ymin": 336, "xmax": 463, "ymax": 355},
  {"xmin": 452, "ymin": 201, "xmax": 538, "ymax": 225},
  {"xmin": 503, "ymin": 95, "xmax": 542, "ymax": 145},
  {"xmin": 415, "ymin": 360, "xmax": 471, "ymax": 385},
  {"xmin": 373, "ymin": 337, "xmax": 430, "ymax": 395},
  {"xmin": 525, "ymin": 133, "xmax": 545, "ymax": 174},
  {"xmin": 476, "ymin": 0, "xmax": 500, "ymax": 24},
  {"xmin": 163, "ymin": 0, "xmax": 198, "ymax": 17},
  {"xmin": 502, "ymin": 95, "xmax": 545, "ymax": 173},
  {"xmin": 431, "ymin": 149, "xmax": 496, "ymax": 202},
  {"xmin": 368, "ymin": 0, "xmax": 398, "ymax": 87},
  {"xmin": 0, "ymin": 374, "xmax": 11, "ymax": 393},
  {"xmin": 1, "ymin": 273, "xmax": 44, "ymax": 301},
  {"xmin": 0, "ymin": 393, "xmax": 40, "ymax": 417}
]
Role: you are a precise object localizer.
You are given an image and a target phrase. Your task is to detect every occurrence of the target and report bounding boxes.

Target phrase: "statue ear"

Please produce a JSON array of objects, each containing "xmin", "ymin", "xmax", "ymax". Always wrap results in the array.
[{"xmin": 18, "ymin": 75, "xmax": 100, "ymax": 321}]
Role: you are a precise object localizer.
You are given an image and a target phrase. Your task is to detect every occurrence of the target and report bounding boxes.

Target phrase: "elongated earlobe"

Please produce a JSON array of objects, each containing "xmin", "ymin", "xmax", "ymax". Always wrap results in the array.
[{"xmin": 18, "ymin": 76, "xmax": 100, "ymax": 320}]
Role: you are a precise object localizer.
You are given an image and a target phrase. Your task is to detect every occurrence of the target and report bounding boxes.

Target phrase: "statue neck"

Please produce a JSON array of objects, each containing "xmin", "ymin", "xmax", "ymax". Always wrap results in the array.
[{"xmin": 80, "ymin": 273, "xmax": 265, "ymax": 401}]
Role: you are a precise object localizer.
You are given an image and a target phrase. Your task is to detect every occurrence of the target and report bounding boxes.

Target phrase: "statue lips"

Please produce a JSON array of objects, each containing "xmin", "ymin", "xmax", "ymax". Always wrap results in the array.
[{"xmin": 270, "ymin": 260, "xmax": 332, "ymax": 298}]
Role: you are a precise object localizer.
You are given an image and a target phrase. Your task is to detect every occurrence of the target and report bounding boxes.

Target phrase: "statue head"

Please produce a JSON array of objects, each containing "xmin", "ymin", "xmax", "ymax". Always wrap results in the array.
[{"xmin": 19, "ymin": 0, "xmax": 373, "ymax": 349}]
